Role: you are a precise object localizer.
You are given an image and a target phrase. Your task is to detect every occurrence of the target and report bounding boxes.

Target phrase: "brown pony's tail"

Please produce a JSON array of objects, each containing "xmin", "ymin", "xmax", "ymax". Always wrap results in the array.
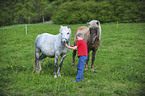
[{"xmin": 33, "ymin": 48, "xmax": 36, "ymax": 73}]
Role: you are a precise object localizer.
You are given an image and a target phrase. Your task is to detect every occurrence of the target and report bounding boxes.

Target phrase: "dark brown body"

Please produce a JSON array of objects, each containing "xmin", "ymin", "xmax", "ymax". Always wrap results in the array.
[
  {"xmin": 72, "ymin": 20, "xmax": 101, "ymax": 71},
  {"xmin": 86, "ymin": 28, "xmax": 100, "ymax": 71}
]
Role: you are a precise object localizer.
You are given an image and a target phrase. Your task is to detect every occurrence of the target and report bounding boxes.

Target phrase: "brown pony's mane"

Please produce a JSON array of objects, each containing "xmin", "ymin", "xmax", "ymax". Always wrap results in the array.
[
  {"xmin": 74, "ymin": 26, "xmax": 90, "ymax": 45},
  {"xmin": 72, "ymin": 20, "xmax": 101, "ymax": 71}
]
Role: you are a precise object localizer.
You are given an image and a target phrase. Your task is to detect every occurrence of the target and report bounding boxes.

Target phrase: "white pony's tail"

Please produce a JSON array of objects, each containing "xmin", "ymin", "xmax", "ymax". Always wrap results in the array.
[{"xmin": 33, "ymin": 48, "xmax": 36, "ymax": 73}]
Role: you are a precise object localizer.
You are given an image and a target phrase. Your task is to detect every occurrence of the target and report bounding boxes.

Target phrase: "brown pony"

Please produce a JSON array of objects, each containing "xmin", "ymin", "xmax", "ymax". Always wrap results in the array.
[{"xmin": 72, "ymin": 20, "xmax": 101, "ymax": 71}]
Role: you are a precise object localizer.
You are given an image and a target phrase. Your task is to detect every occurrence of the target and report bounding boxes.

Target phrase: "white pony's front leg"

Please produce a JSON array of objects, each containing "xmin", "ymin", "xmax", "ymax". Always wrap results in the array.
[
  {"xmin": 57, "ymin": 54, "xmax": 67, "ymax": 77},
  {"xmin": 54, "ymin": 55, "xmax": 59, "ymax": 78}
]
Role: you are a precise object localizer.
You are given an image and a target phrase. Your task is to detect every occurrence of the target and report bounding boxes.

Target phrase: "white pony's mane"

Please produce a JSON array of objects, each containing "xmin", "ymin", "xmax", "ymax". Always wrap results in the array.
[{"xmin": 59, "ymin": 25, "xmax": 71, "ymax": 34}]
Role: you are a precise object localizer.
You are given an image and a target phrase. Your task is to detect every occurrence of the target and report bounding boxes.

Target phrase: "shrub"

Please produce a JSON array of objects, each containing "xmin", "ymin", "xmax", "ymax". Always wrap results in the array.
[
  {"xmin": 52, "ymin": 0, "xmax": 145, "ymax": 24},
  {"xmin": 52, "ymin": 1, "xmax": 99, "ymax": 24}
]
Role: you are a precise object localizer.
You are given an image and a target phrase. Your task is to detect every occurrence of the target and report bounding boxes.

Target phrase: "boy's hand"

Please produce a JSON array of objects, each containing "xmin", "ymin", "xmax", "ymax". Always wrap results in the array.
[
  {"xmin": 71, "ymin": 45, "xmax": 74, "ymax": 47},
  {"xmin": 65, "ymin": 43, "xmax": 77, "ymax": 50},
  {"xmin": 65, "ymin": 43, "xmax": 68, "ymax": 47}
]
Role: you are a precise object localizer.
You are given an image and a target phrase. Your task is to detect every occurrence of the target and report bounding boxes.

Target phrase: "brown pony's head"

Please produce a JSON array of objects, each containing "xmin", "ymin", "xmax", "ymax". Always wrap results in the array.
[
  {"xmin": 87, "ymin": 20, "xmax": 100, "ymax": 44},
  {"xmin": 89, "ymin": 28, "xmax": 98, "ymax": 44}
]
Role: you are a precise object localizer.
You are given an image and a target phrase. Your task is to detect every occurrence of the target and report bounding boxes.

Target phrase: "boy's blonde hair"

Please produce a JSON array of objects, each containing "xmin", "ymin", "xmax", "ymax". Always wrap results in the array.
[{"xmin": 76, "ymin": 33, "xmax": 84, "ymax": 39}]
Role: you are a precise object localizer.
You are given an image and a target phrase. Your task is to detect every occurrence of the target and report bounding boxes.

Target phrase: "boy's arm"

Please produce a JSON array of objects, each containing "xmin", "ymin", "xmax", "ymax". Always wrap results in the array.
[{"xmin": 65, "ymin": 43, "xmax": 77, "ymax": 50}]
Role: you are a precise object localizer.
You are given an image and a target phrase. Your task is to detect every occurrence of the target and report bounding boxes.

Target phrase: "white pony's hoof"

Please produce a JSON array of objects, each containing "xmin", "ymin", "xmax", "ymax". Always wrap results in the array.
[
  {"xmin": 58, "ymin": 74, "xmax": 61, "ymax": 77},
  {"xmin": 35, "ymin": 70, "xmax": 40, "ymax": 73},
  {"xmin": 54, "ymin": 75, "xmax": 57, "ymax": 78}
]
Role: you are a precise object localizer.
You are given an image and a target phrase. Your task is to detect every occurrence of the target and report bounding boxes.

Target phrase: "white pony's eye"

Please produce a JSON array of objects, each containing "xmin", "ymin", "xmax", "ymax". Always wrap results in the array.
[{"xmin": 67, "ymin": 33, "xmax": 69, "ymax": 35}]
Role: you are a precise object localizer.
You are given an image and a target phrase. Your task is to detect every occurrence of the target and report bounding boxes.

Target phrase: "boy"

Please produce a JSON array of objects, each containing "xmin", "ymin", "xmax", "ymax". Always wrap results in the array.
[{"xmin": 65, "ymin": 33, "xmax": 88, "ymax": 82}]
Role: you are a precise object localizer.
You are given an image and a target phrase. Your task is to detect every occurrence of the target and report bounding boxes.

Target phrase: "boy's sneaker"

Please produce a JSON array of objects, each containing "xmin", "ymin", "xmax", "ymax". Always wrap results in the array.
[
  {"xmin": 73, "ymin": 80, "xmax": 77, "ymax": 82},
  {"xmin": 73, "ymin": 80, "xmax": 81, "ymax": 82}
]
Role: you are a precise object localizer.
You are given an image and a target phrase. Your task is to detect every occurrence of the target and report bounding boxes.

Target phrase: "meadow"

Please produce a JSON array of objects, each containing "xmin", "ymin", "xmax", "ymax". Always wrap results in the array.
[{"xmin": 0, "ymin": 23, "xmax": 145, "ymax": 96}]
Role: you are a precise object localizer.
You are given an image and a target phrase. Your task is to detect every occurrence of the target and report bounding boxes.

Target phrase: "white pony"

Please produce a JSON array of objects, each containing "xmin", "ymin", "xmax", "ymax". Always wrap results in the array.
[{"xmin": 33, "ymin": 25, "xmax": 71, "ymax": 78}]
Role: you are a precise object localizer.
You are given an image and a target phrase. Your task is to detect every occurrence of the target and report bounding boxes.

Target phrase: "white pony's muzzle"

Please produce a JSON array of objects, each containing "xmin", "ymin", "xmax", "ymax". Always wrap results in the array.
[{"xmin": 61, "ymin": 38, "xmax": 68, "ymax": 44}]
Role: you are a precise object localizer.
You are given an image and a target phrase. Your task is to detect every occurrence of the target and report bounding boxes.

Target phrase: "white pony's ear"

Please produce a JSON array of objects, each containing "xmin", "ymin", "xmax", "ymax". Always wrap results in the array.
[
  {"xmin": 60, "ymin": 25, "xmax": 63, "ymax": 33},
  {"xmin": 60, "ymin": 25, "xmax": 63, "ymax": 28},
  {"xmin": 67, "ymin": 25, "xmax": 70, "ymax": 28},
  {"xmin": 86, "ymin": 22, "xmax": 89, "ymax": 24},
  {"xmin": 96, "ymin": 21, "xmax": 99, "ymax": 25}
]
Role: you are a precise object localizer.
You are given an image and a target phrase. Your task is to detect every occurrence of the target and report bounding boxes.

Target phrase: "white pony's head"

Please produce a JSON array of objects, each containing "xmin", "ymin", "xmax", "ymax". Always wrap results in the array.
[{"xmin": 59, "ymin": 25, "xmax": 71, "ymax": 44}]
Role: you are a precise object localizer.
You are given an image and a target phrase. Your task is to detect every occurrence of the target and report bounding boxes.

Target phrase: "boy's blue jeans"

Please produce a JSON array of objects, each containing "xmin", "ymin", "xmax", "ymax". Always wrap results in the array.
[{"xmin": 76, "ymin": 55, "xmax": 88, "ymax": 82}]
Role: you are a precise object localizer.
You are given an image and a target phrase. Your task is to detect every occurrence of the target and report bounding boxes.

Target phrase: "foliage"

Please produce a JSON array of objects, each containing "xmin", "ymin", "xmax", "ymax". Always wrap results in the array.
[
  {"xmin": 0, "ymin": 23, "xmax": 145, "ymax": 95},
  {"xmin": 52, "ymin": 0, "xmax": 145, "ymax": 24},
  {"xmin": 0, "ymin": 0, "xmax": 145, "ymax": 26},
  {"xmin": 0, "ymin": 0, "xmax": 53, "ymax": 26}
]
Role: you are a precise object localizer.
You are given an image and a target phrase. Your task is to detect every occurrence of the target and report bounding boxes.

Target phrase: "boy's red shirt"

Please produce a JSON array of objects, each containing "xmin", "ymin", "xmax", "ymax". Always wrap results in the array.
[{"xmin": 76, "ymin": 40, "xmax": 88, "ymax": 56}]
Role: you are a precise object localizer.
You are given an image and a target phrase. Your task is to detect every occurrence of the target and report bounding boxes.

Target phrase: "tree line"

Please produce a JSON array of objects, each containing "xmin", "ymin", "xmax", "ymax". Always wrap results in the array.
[{"xmin": 0, "ymin": 0, "xmax": 145, "ymax": 26}]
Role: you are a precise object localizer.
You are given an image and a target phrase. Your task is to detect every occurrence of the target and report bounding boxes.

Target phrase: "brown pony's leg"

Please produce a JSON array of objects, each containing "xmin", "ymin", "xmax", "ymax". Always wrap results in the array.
[
  {"xmin": 72, "ymin": 50, "xmax": 76, "ymax": 67},
  {"xmin": 91, "ymin": 40, "xmax": 100, "ymax": 71},
  {"xmin": 91, "ymin": 50, "xmax": 97, "ymax": 71},
  {"xmin": 85, "ymin": 50, "xmax": 90, "ymax": 70}
]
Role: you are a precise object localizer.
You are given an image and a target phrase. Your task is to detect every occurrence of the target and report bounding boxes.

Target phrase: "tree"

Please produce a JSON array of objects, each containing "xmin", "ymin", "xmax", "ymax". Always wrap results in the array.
[
  {"xmin": 0, "ymin": 0, "xmax": 16, "ymax": 26},
  {"xmin": 0, "ymin": 0, "xmax": 144, "ymax": 26}
]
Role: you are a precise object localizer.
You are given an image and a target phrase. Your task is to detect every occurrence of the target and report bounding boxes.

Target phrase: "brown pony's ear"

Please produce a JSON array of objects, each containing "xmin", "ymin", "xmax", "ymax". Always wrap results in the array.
[
  {"xmin": 96, "ymin": 22, "xmax": 99, "ymax": 25},
  {"xmin": 96, "ymin": 21, "xmax": 100, "ymax": 25}
]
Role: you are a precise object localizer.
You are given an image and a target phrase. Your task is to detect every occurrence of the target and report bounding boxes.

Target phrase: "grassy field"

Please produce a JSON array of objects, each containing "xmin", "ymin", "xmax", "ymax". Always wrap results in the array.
[{"xmin": 0, "ymin": 23, "xmax": 145, "ymax": 96}]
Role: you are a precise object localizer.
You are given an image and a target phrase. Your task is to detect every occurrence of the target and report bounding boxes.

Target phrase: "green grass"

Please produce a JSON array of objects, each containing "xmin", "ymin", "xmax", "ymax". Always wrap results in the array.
[{"xmin": 0, "ymin": 23, "xmax": 145, "ymax": 96}]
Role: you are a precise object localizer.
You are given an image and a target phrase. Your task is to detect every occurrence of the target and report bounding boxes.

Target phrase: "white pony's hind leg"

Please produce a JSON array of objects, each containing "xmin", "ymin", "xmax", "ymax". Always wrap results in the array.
[
  {"xmin": 38, "ymin": 54, "xmax": 47, "ymax": 72},
  {"xmin": 33, "ymin": 50, "xmax": 36, "ymax": 73},
  {"xmin": 38, "ymin": 60, "xmax": 41, "ymax": 72}
]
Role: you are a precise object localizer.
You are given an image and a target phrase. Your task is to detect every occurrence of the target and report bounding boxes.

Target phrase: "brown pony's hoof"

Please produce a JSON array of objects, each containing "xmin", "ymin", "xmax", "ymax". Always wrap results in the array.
[
  {"xmin": 91, "ymin": 68, "xmax": 94, "ymax": 71},
  {"xmin": 85, "ymin": 67, "xmax": 88, "ymax": 70},
  {"xmin": 72, "ymin": 63, "xmax": 75, "ymax": 68}
]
